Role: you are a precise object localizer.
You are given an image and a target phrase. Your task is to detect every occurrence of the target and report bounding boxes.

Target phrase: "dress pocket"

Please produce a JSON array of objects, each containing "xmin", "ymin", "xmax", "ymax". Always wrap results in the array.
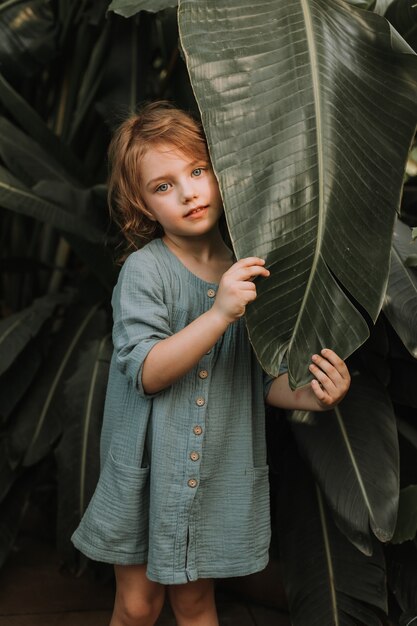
[{"xmin": 77, "ymin": 450, "xmax": 150, "ymax": 559}]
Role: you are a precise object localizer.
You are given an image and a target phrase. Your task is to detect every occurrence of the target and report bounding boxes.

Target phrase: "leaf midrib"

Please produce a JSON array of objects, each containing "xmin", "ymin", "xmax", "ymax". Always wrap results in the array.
[
  {"xmin": 335, "ymin": 405, "xmax": 377, "ymax": 527},
  {"xmin": 289, "ymin": 0, "xmax": 325, "ymax": 355},
  {"xmin": 316, "ymin": 484, "xmax": 339, "ymax": 626}
]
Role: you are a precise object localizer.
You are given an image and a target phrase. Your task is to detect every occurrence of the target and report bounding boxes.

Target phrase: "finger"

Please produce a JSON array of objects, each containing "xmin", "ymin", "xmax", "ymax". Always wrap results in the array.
[
  {"xmin": 309, "ymin": 363, "xmax": 337, "ymax": 394},
  {"xmin": 242, "ymin": 289, "xmax": 258, "ymax": 303},
  {"xmin": 231, "ymin": 265, "xmax": 270, "ymax": 281},
  {"xmin": 310, "ymin": 379, "xmax": 333, "ymax": 406},
  {"xmin": 311, "ymin": 353, "xmax": 342, "ymax": 384},
  {"xmin": 236, "ymin": 257, "xmax": 267, "ymax": 267},
  {"xmin": 319, "ymin": 349, "xmax": 350, "ymax": 379},
  {"xmin": 240, "ymin": 283, "xmax": 258, "ymax": 300}
]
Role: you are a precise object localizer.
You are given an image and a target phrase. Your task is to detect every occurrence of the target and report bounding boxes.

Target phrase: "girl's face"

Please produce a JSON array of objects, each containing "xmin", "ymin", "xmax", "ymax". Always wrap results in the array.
[{"xmin": 140, "ymin": 143, "xmax": 223, "ymax": 242}]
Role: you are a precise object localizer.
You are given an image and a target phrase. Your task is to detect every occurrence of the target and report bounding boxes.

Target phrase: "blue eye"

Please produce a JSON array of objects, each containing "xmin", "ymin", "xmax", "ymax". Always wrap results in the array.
[
  {"xmin": 192, "ymin": 168, "xmax": 203, "ymax": 177},
  {"xmin": 156, "ymin": 183, "xmax": 169, "ymax": 193}
]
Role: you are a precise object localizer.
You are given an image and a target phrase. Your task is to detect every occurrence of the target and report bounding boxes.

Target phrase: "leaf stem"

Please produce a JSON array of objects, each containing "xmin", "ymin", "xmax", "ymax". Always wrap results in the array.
[{"xmin": 316, "ymin": 484, "xmax": 339, "ymax": 626}]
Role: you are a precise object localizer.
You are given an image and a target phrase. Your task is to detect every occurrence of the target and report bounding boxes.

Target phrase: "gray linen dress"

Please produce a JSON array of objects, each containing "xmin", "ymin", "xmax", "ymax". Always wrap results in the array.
[{"xmin": 71, "ymin": 238, "xmax": 274, "ymax": 584}]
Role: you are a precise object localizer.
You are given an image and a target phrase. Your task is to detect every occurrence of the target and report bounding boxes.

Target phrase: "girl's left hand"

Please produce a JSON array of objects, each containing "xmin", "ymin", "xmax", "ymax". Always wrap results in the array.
[{"xmin": 309, "ymin": 348, "xmax": 351, "ymax": 409}]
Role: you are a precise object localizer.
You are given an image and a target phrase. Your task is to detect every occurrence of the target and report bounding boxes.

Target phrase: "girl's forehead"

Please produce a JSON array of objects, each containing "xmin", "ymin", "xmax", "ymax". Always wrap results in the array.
[
  {"xmin": 140, "ymin": 142, "xmax": 208, "ymax": 179},
  {"xmin": 143, "ymin": 142, "xmax": 200, "ymax": 161}
]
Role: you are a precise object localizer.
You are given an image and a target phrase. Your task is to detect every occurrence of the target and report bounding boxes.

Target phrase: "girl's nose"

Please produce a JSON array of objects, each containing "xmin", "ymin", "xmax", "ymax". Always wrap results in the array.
[{"xmin": 181, "ymin": 181, "xmax": 198, "ymax": 202}]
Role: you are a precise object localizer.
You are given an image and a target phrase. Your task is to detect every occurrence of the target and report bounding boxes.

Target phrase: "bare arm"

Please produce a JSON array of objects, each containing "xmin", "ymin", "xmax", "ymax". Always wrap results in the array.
[
  {"xmin": 142, "ymin": 257, "xmax": 270, "ymax": 394},
  {"xmin": 266, "ymin": 349, "xmax": 351, "ymax": 411}
]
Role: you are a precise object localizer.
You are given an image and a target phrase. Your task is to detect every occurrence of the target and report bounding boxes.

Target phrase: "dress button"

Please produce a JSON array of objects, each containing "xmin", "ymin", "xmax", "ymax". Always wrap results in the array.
[
  {"xmin": 198, "ymin": 370, "xmax": 208, "ymax": 379},
  {"xmin": 207, "ymin": 288, "xmax": 216, "ymax": 298},
  {"xmin": 188, "ymin": 478, "xmax": 198, "ymax": 488},
  {"xmin": 195, "ymin": 397, "xmax": 205, "ymax": 407},
  {"xmin": 190, "ymin": 451, "xmax": 200, "ymax": 461},
  {"xmin": 193, "ymin": 425, "xmax": 203, "ymax": 435}
]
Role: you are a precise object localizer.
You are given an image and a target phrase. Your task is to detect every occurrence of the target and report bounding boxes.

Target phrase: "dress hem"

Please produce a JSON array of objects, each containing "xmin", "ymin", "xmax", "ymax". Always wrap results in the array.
[
  {"xmin": 71, "ymin": 533, "xmax": 148, "ymax": 566},
  {"xmin": 72, "ymin": 532, "xmax": 269, "ymax": 584},
  {"xmin": 146, "ymin": 554, "xmax": 269, "ymax": 584}
]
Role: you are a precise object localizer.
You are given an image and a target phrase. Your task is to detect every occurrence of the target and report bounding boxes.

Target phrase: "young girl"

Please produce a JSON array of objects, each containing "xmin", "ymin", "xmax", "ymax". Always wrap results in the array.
[{"xmin": 72, "ymin": 101, "xmax": 350, "ymax": 626}]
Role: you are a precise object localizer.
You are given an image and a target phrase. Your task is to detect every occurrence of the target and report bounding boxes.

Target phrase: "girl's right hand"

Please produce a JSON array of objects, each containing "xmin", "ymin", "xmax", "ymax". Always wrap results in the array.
[{"xmin": 212, "ymin": 257, "xmax": 270, "ymax": 324}]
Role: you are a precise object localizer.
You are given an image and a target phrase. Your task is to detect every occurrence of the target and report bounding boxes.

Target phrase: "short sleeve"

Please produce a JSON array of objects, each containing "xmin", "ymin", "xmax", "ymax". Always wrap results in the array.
[{"xmin": 111, "ymin": 250, "xmax": 172, "ymax": 397}]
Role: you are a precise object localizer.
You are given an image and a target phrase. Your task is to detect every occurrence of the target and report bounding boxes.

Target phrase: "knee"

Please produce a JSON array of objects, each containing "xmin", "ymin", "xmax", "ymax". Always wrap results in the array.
[
  {"xmin": 113, "ymin": 591, "xmax": 163, "ymax": 626},
  {"xmin": 169, "ymin": 580, "xmax": 215, "ymax": 620}
]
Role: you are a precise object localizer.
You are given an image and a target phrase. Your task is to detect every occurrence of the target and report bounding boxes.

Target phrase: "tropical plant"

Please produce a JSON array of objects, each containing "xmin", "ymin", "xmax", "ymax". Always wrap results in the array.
[
  {"xmin": 0, "ymin": 0, "xmax": 190, "ymax": 573},
  {"xmin": 1, "ymin": 0, "xmax": 417, "ymax": 625},
  {"xmin": 111, "ymin": 0, "xmax": 417, "ymax": 389},
  {"xmin": 108, "ymin": 1, "xmax": 417, "ymax": 624}
]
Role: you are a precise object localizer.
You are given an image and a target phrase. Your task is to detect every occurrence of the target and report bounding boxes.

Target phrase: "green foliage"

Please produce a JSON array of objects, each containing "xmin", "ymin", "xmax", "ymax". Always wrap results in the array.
[
  {"xmin": 291, "ymin": 371, "xmax": 399, "ymax": 554},
  {"xmin": 1, "ymin": 1, "xmax": 417, "ymax": 624},
  {"xmin": 277, "ymin": 431, "xmax": 387, "ymax": 625},
  {"xmin": 178, "ymin": 0, "xmax": 417, "ymax": 389},
  {"xmin": 392, "ymin": 486, "xmax": 417, "ymax": 544},
  {"xmin": 0, "ymin": 0, "xmax": 188, "ymax": 576},
  {"xmin": 384, "ymin": 219, "xmax": 417, "ymax": 358}
]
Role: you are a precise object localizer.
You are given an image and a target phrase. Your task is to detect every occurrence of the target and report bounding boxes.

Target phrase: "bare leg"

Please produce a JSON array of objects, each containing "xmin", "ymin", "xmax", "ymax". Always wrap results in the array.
[
  {"xmin": 168, "ymin": 578, "xmax": 219, "ymax": 626},
  {"xmin": 110, "ymin": 563, "xmax": 165, "ymax": 626}
]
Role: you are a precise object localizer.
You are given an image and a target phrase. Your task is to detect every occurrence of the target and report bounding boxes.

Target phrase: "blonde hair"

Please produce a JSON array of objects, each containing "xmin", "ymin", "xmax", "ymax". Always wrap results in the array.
[{"xmin": 108, "ymin": 101, "xmax": 209, "ymax": 262}]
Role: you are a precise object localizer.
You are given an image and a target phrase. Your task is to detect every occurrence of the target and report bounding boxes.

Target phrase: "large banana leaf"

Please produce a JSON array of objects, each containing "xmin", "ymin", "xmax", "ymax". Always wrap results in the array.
[
  {"xmin": 178, "ymin": 0, "xmax": 417, "ymax": 388},
  {"xmin": 277, "ymin": 437, "xmax": 387, "ymax": 625},
  {"xmin": 55, "ymin": 335, "xmax": 112, "ymax": 573},
  {"xmin": 383, "ymin": 218, "xmax": 417, "ymax": 358},
  {"xmin": 291, "ymin": 371, "xmax": 399, "ymax": 555}
]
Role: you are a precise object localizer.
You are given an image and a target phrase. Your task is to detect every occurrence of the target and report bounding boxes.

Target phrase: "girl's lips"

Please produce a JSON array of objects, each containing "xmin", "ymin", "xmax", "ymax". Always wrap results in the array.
[{"xmin": 184, "ymin": 206, "xmax": 208, "ymax": 218}]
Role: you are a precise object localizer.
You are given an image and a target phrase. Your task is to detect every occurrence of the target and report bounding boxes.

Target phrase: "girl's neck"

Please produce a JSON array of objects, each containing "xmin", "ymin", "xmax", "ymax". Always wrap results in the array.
[{"xmin": 162, "ymin": 228, "xmax": 233, "ymax": 283}]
